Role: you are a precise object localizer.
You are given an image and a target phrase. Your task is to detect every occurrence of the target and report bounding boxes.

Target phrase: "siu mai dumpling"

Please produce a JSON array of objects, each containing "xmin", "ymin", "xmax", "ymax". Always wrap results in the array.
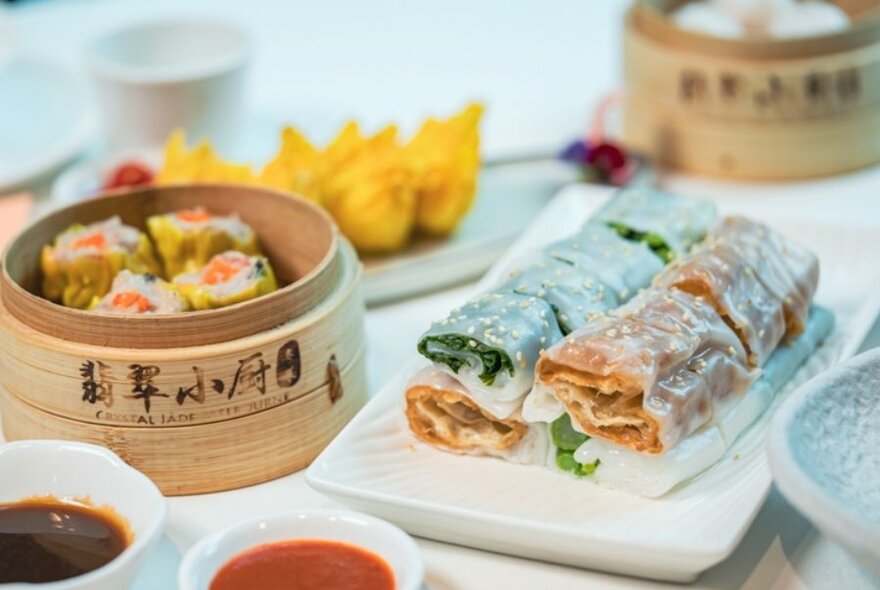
[
  {"xmin": 173, "ymin": 250, "xmax": 277, "ymax": 310},
  {"xmin": 41, "ymin": 216, "xmax": 161, "ymax": 309},
  {"xmin": 147, "ymin": 208, "xmax": 260, "ymax": 277},
  {"xmin": 91, "ymin": 270, "xmax": 189, "ymax": 314}
]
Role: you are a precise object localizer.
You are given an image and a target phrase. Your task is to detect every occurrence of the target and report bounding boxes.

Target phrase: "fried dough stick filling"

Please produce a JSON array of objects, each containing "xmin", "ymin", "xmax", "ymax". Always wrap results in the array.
[
  {"xmin": 405, "ymin": 370, "xmax": 527, "ymax": 454},
  {"xmin": 536, "ymin": 290, "xmax": 754, "ymax": 454}
]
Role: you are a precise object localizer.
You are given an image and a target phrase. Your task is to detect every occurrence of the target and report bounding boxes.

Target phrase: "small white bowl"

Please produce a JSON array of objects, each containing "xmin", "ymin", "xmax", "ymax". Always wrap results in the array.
[
  {"xmin": 768, "ymin": 347, "xmax": 880, "ymax": 576},
  {"xmin": 0, "ymin": 440, "xmax": 167, "ymax": 589},
  {"xmin": 179, "ymin": 509, "xmax": 424, "ymax": 590},
  {"xmin": 87, "ymin": 18, "xmax": 249, "ymax": 152}
]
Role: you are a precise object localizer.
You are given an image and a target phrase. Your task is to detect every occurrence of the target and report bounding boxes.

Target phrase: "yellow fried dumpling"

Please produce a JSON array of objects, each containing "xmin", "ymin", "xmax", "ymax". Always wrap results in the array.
[
  {"xmin": 406, "ymin": 103, "xmax": 483, "ymax": 236},
  {"xmin": 258, "ymin": 127, "xmax": 322, "ymax": 202},
  {"xmin": 156, "ymin": 130, "xmax": 257, "ymax": 186},
  {"xmin": 322, "ymin": 125, "xmax": 416, "ymax": 253}
]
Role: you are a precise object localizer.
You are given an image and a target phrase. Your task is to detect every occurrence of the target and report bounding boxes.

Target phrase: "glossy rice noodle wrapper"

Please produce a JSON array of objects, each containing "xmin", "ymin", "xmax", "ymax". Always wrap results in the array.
[
  {"xmin": 496, "ymin": 252, "xmax": 620, "ymax": 335},
  {"xmin": 90, "ymin": 270, "xmax": 189, "ymax": 314},
  {"xmin": 573, "ymin": 306, "xmax": 834, "ymax": 497},
  {"xmin": 655, "ymin": 233, "xmax": 785, "ymax": 367},
  {"xmin": 533, "ymin": 222, "xmax": 664, "ymax": 301},
  {"xmin": 534, "ymin": 289, "xmax": 757, "ymax": 454},
  {"xmin": 404, "ymin": 367, "xmax": 549, "ymax": 464},
  {"xmin": 40, "ymin": 216, "xmax": 161, "ymax": 309},
  {"xmin": 173, "ymin": 251, "xmax": 278, "ymax": 310},
  {"xmin": 656, "ymin": 216, "xmax": 818, "ymax": 366},
  {"xmin": 417, "ymin": 290, "xmax": 564, "ymax": 420},
  {"xmin": 712, "ymin": 216, "xmax": 818, "ymax": 338},
  {"xmin": 593, "ymin": 186, "xmax": 718, "ymax": 259},
  {"xmin": 147, "ymin": 208, "xmax": 260, "ymax": 278}
]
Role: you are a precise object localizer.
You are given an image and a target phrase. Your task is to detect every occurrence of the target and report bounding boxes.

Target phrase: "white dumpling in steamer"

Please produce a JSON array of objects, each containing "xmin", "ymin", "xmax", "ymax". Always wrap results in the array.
[{"xmin": 673, "ymin": 2, "xmax": 745, "ymax": 37}]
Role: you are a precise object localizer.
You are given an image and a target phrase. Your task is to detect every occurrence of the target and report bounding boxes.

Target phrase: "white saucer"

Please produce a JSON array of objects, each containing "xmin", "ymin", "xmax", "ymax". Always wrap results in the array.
[
  {"xmin": 131, "ymin": 534, "xmax": 182, "ymax": 590},
  {"xmin": 768, "ymin": 347, "xmax": 880, "ymax": 577},
  {"xmin": 0, "ymin": 57, "xmax": 93, "ymax": 192}
]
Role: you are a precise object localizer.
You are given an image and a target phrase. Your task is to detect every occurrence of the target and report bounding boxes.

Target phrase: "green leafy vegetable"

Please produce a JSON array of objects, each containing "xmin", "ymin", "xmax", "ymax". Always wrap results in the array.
[
  {"xmin": 417, "ymin": 334, "xmax": 515, "ymax": 386},
  {"xmin": 556, "ymin": 449, "xmax": 600, "ymax": 477},
  {"xmin": 606, "ymin": 221, "xmax": 674, "ymax": 263},
  {"xmin": 551, "ymin": 414, "xmax": 599, "ymax": 477},
  {"xmin": 551, "ymin": 414, "xmax": 588, "ymax": 451}
]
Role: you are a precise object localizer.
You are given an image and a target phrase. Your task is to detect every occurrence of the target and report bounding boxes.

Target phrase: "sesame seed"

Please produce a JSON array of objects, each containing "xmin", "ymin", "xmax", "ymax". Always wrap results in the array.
[{"xmin": 468, "ymin": 339, "xmax": 477, "ymax": 348}]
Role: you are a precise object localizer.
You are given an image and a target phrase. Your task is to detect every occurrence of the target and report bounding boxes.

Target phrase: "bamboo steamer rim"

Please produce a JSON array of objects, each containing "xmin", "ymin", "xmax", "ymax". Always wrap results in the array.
[
  {"xmin": 1, "ymin": 239, "xmax": 361, "ymax": 362},
  {"xmin": 0, "ymin": 240, "xmax": 364, "ymax": 429},
  {"xmin": 633, "ymin": 0, "xmax": 880, "ymax": 59},
  {"xmin": 1, "ymin": 184, "xmax": 339, "ymax": 349}
]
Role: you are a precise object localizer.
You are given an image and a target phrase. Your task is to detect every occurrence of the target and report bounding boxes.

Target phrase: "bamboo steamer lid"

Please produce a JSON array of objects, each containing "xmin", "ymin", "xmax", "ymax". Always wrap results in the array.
[
  {"xmin": 623, "ymin": 0, "xmax": 880, "ymax": 179},
  {"xmin": 0, "ymin": 184, "xmax": 369, "ymax": 494}
]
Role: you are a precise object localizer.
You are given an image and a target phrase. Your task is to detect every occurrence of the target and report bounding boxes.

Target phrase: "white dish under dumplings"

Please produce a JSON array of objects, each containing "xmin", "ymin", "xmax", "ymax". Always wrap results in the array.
[
  {"xmin": 307, "ymin": 184, "xmax": 880, "ymax": 582},
  {"xmin": 0, "ymin": 58, "xmax": 93, "ymax": 191}
]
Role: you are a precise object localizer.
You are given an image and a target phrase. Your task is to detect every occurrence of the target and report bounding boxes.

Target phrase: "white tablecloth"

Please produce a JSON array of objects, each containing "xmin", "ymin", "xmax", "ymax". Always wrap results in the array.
[{"xmin": 6, "ymin": 1, "xmax": 880, "ymax": 587}]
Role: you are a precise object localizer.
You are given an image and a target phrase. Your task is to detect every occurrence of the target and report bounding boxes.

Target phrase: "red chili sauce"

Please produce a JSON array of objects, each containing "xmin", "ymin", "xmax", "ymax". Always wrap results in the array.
[{"xmin": 209, "ymin": 539, "xmax": 396, "ymax": 590}]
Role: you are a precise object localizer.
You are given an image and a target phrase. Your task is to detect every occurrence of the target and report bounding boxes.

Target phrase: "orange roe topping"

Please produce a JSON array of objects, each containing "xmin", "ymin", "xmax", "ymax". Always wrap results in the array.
[
  {"xmin": 201, "ymin": 255, "xmax": 248, "ymax": 285},
  {"xmin": 176, "ymin": 209, "xmax": 212, "ymax": 223},
  {"xmin": 71, "ymin": 233, "xmax": 106, "ymax": 249},
  {"xmin": 111, "ymin": 291, "xmax": 152, "ymax": 312}
]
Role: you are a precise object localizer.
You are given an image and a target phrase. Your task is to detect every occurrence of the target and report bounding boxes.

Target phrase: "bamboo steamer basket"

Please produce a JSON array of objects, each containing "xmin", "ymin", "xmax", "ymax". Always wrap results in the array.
[
  {"xmin": 623, "ymin": 0, "xmax": 880, "ymax": 180},
  {"xmin": 0, "ymin": 185, "xmax": 368, "ymax": 495}
]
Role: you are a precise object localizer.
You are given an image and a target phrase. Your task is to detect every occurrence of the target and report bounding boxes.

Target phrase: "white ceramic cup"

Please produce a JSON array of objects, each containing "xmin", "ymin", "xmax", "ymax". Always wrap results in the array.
[
  {"xmin": 0, "ymin": 440, "xmax": 167, "ymax": 590},
  {"xmin": 87, "ymin": 18, "xmax": 249, "ymax": 152}
]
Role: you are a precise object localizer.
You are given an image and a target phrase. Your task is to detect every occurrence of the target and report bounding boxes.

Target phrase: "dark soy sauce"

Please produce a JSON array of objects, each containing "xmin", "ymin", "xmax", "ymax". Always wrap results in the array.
[{"xmin": 0, "ymin": 498, "xmax": 129, "ymax": 583}]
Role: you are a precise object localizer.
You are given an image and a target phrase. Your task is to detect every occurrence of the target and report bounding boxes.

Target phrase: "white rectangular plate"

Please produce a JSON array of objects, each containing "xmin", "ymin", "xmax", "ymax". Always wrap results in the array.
[{"xmin": 307, "ymin": 185, "xmax": 880, "ymax": 582}]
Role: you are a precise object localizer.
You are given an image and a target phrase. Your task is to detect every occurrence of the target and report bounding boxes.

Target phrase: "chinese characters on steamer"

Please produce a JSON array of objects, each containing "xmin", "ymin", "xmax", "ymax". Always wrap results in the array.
[{"xmin": 78, "ymin": 339, "xmax": 340, "ymax": 423}]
